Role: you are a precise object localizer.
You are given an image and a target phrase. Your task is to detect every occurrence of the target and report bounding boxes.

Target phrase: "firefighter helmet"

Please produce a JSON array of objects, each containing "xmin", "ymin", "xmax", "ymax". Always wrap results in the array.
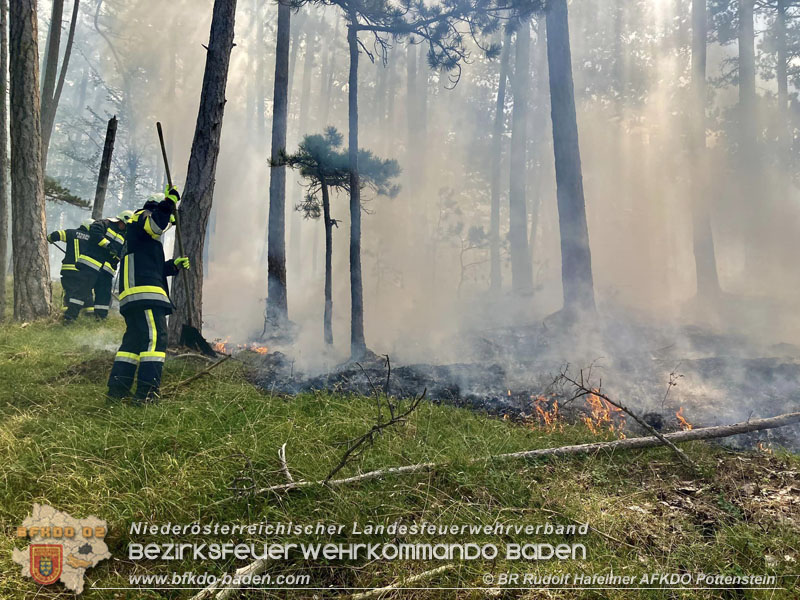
[{"xmin": 117, "ymin": 210, "xmax": 134, "ymax": 223}]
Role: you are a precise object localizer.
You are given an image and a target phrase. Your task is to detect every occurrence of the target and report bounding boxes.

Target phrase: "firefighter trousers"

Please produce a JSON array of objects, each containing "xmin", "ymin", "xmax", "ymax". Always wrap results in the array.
[
  {"xmin": 93, "ymin": 272, "xmax": 114, "ymax": 319},
  {"xmin": 62, "ymin": 272, "xmax": 92, "ymax": 321},
  {"xmin": 107, "ymin": 308, "xmax": 168, "ymax": 401}
]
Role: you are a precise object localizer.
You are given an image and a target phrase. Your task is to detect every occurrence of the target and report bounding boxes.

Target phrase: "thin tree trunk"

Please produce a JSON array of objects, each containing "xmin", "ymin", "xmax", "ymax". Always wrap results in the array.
[
  {"xmin": 266, "ymin": 0, "xmax": 290, "ymax": 328},
  {"xmin": 405, "ymin": 42, "xmax": 417, "ymax": 190},
  {"xmin": 347, "ymin": 16, "xmax": 366, "ymax": 359},
  {"xmin": 509, "ymin": 19, "xmax": 533, "ymax": 295},
  {"xmin": 321, "ymin": 179, "xmax": 333, "ymax": 345},
  {"xmin": 545, "ymin": 0, "xmax": 595, "ymax": 313},
  {"xmin": 40, "ymin": 0, "xmax": 77, "ymax": 173},
  {"xmin": 91, "ymin": 115, "xmax": 116, "ymax": 220},
  {"xmin": 690, "ymin": 0, "xmax": 720, "ymax": 298},
  {"xmin": 9, "ymin": 0, "xmax": 51, "ymax": 320},
  {"xmin": 0, "ymin": 0, "xmax": 8, "ymax": 320},
  {"xmin": 776, "ymin": 0, "xmax": 789, "ymax": 160},
  {"xmin": 168, "ymin": 0, "xmax": 237, "ymax": 341},
  {"xmin": 290, "ymin": 18, "xmax": 317, "ymax": 272},
  {"xmin": 39, "ymin": 0, "xmax": 62, "ymax": 171},
  {"xmin": 321, "ymin": 15, "xmax": 338, "ymax": 128},
  {"xmin": 489, "ymin": 29, "xmax": 512, "ymax": 293},
  {"xmin": 738, "ymin": 0, "xmax": 757, "ymax": 154}
]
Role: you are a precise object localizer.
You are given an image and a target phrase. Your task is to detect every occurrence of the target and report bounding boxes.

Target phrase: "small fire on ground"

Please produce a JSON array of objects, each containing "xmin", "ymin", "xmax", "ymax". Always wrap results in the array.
[
  {"xmin": 675, "ymin": 407, "xmax": 693, "ymax": 431},
  {"xmin": 212, "ymin": 338, "xmax": 269, "ymax": 355}
]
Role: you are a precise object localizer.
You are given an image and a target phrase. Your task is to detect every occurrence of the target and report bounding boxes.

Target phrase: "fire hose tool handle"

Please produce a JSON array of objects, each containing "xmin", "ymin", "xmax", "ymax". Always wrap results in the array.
[{"xmin": 156, "ymin": 121, "xmax": 196, "ymax": 329}]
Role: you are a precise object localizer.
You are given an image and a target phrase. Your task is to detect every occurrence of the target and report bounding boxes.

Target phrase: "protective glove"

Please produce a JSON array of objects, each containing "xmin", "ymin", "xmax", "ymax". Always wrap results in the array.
[
  {"xmin": 174, "ymin": 256, "xmax": 190, "ymax": 270},
  {"xmin": 165, "ymin": 186, "xmax": 181, "ymax": 205}
]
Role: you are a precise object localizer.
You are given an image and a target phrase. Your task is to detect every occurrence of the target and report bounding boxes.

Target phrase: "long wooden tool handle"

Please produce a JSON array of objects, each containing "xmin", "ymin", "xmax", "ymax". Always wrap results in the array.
[
  {"xmin": 155, "ymin": 121, "xmax": 196, "ymax": 329},
  {"xmin": 157, "ymin": 121, "xmax": 172, "ymax": 188}
]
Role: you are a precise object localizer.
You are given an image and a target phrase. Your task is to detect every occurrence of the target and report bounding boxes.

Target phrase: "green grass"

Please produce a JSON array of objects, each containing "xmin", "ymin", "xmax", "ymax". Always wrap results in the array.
[{"xmin": 0, "ymin": 314, "xmax": 798, "ymax": 599}]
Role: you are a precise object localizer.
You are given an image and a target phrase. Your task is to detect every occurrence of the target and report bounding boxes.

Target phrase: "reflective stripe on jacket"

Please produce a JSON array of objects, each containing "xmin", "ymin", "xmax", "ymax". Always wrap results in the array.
[{"xmin": 47, "ymin": 226, "xmax": 90, "ymax": 274}]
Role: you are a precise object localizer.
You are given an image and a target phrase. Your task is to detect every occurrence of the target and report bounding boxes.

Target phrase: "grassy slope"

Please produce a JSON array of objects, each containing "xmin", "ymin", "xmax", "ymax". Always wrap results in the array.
[{"xmin": 0, "ymin": 315, "xmax": 798, "ymax": 599}]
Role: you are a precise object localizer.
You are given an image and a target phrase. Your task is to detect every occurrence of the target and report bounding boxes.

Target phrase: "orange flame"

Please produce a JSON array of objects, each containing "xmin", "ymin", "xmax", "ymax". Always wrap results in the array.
[
  {"xmin": 582, "ymin": 393, "xmax": 626, "ymax": 439},
  {"xmin": 675, "ymin": 407, "xmax": 693, "ymax": 431},
  {"xmin": 526, "ymin": 395, "xmax": 563, "ymax": 432}
]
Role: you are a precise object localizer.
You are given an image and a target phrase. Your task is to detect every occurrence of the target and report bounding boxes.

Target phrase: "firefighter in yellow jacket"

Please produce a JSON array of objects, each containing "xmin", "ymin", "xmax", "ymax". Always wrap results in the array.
[{"xmin": 107, "ymin": 188, "xmax": 189, "ymax": 403}]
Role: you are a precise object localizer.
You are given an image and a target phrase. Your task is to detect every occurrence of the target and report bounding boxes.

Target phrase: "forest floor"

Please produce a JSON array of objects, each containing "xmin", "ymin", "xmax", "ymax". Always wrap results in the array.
[{"xmin": 0, "ymin": 313, "xmax": 799, "ymax": 599}]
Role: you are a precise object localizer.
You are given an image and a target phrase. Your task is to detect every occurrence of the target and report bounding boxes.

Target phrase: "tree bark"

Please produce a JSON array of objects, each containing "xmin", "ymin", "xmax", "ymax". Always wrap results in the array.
[
  {"xmin": 290, "ymin": 18, "xmax": 317, "ymax": 272},
  {"xmin": 266, "ymin": 0, "xmax": 290, "ymax": 328},
  {"xmin": 168, "ymin": 0, "xmax": 237, "ymax": 341},
  {"xmin": 0, "ymin": 0, "xmax": 8, "ymax": 320},
  {"xmin": 509, "ymin": 19, "xmax": 534, "ymax": 295},
  {"xmin": 321, "ymin": 180, "xmax": 333, "ymax": 346},
  {"xmin": 545, "ymin": 0, "xmax": 595, "ymax": 313},
  {"xmin": 738, "ymin": 0, "xmax": 757, "ymax": 155},
  {"xmin": 347, "ymin": 17, "xmax": 366, "ymax": 359},
  {"xmin": 9, "ymin": 0, "xmax": 51, "ymax": 320},
  {"xmin": 91, "ymin": 115, "xmax": 116, "ymax": 220},
  {"xmin": 489, "ymin": 29, "xmax": 512, "ymax": 293},
  {"xmin": 40, "ymin": 0, "xmax": 77, "ymax": 174},
  {"xmin": 775, "ymin": 0, "xmax": 789, "ymax": 161},
  {"xmin": 690, "ymin": 0, "xmax": 720, "ymax": 298}
]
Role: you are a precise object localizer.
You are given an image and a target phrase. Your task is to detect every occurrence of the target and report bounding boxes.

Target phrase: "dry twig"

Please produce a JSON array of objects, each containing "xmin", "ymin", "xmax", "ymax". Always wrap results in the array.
[
  {"xmin": 349, "ymin": 564, "xmax": 456, "ymax": 599},
  {"xmin": 559, "ymin": 367, "xmax": 700, "ymax": 472}
]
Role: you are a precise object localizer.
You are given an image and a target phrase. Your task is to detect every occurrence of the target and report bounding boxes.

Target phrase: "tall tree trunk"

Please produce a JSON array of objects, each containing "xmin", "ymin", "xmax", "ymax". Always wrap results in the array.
[
  {"xmin": 509, "ymin": 19, "xmax": 534, "ymax": 295},
  {"xmin": 40, "ymin": 0, "xmax": 77, "ymax": 173},
  {"xmin": 321, "ymin": 179, "xmax": 333, "ymax": 346},
  {"xmin": 9, "ymin": 0, "xmax": 51, "ymax": 320},
  {"xmin": 545, "ymin": 0, "xmax": 595, "ymax": 313},
  {"xmin": 690, "ymin": 0, "xmax": 720, "ymax": 298},
  {"xmin": 168, "ymin": 0, "xmax": 237, "ymax": 340},
  {"xmin": 266, "ymin": 0, "xmax": 290, "ymax": 327},
  {"xmin": 91, "ymin": 115, "xmax": 116, "ymax": 220},
  {"xmin": 405, "ymin": 42, "xmax": 418, "ymax": 190},
  {"xmin": 347, "ymin": 16, "xmax": 366, "ymax": 359},
  {"xmin": 0, "ymin": 0, "xmax": 8, "ymax": 320},
  {"xmin": 738, "ymin": 0, "xmax": 756, "ymax": 154},
  {"xmin": 290, "ymin": 18, "xmax": 316, "ymax": 272},
  {"xmin": 776, "ymin": 0, "xmax": 789, "ymax": 160},
  {"xmin": 489, "ymin": 29, "xmax": 512, "ymax": 293},
  {"xmin": 320, "ymin": 15, "xmax": 338, "ymax": 127}
]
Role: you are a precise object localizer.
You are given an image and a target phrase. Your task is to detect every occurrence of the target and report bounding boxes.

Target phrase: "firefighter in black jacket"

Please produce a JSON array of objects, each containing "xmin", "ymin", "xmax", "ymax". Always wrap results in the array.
[
  {"xmin": 92, "ymin": 210, "xmax": 134, "ymax": 319},
  {"xmin": 71, "ymin": 218, "xmax": 115, "ymax": 316},
  {"xmin": 47, "ymin": 220, "xmax": 92, "ymax": 321},
  {"xmin": 107, "ymin": 187, "xmax": 189, "ymax": 403},
  {"xmin": 47, "ymin": 219, "xmax": 92, "ymax": 323}
]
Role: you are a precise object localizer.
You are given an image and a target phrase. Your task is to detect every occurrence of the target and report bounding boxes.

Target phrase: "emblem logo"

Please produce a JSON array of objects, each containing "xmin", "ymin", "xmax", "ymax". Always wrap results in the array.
[{"xmin": 30, "ymin": 544, "xmax": 63, "ymax": 585}]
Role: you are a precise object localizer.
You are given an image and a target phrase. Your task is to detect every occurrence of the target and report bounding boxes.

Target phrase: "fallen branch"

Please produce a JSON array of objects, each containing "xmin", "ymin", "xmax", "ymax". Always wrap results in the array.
[
  {"xmin": 253, "ymin": 411, "xmax": 800, "ymax": 496},
  {"xmin": 169, "ymin": 352, "xmax": 217, "ymax": 362},
  {"xmin": 196, "ymin": 412, "xmax": 800, "ymax": 600},
  {"xmin": 278, "ymin": 443, "xmax": 294, "ymax": 483},
  {"xmin": 324, "ymin": 389, "xmax": 425, "ymax": 483},
  {"xmin": 560, "ymin": 368, "xmax": 700, "ymax": 472},
  {"xmin": 349, "ymin": 564, "xmax": 455, "ymax": 599},
  {"xmin": 166, "ymin": 354, "xmax": 231, "ymax": 392}
]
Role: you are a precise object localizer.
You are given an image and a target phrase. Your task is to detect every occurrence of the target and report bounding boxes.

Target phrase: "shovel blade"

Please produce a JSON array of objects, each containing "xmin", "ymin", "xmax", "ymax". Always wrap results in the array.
[{"xmin": 180, "ymin": 325, "xmax": 217, "ymax": 357}]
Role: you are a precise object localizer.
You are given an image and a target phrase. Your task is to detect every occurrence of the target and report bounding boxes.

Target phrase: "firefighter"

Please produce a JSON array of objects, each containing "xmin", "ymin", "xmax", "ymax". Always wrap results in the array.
[
  {"xmin": 106, "ymin": 187, "xmax": 189, "ymax": 404},
  {"xmin": 70, "ymin": 217, "xmax": 116, "ymax": 317},
  {"xmin": 46, "ymin": 220, "xmax": 93, "ymax": 322},
  {"xmin": 92, "ymin": 210, "xmax": 134, "ymax": 319}
]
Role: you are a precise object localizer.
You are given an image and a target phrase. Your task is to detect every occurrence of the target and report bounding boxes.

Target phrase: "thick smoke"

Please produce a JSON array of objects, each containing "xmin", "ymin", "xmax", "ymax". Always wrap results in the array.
[{"xmin": 44, "ymin": 0, "xmax": 800, "ymax": 428}]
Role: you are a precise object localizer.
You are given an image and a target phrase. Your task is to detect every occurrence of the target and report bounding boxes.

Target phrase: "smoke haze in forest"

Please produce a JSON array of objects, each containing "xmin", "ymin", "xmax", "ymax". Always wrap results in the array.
[{"xmin": 41, "ymin": 0, "xmax": 800, "ymax": 375}]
